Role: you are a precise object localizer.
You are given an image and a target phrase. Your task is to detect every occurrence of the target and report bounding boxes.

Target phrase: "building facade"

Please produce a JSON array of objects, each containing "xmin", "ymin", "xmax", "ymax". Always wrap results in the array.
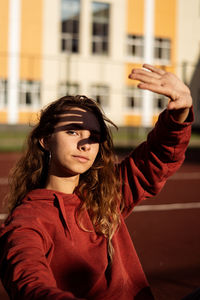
[
  {"xmin": 0, "ymin": 0, "xmax": 199, "ymax": 127},
  {"xmin": 176, "ymin": 0, "xmax": 200, "ymax": 128}
]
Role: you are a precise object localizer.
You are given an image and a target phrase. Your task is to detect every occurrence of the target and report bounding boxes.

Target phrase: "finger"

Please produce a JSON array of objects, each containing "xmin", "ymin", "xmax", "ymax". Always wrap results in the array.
[
  {"xmin": 137, "ymin": 83, "xmax": 182, "ymax": 110},
  {"xmin": 133, "ymin": 75, "xmax": 159, "ymax": 85},
  {"xmin": 55, "ymin": 115, "xmax": 83, "ymax": 124},
  {"xmin": 137, "ymin": 82, "xmax": 172, "ymax": 98},
  {"xmin": 138, "ymin": 83, "xmax": 190, "ymax": 110},
  {"xmin": 143, "ymin": 64, "xmax": 166, "ymax": 76},
  {"xmin": 129, "ymin": 71, "xmax": 161, "ymax": 86},
  {"xmin": 130, "ymin": 68, "xmax": 161, "ymax": 80}
]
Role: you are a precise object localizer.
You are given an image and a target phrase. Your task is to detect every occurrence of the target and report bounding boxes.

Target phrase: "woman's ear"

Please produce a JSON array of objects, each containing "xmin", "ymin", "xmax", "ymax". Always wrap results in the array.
[{"xmin": 39, "ymin": 137, "xmax": 49, "ymax": 151}]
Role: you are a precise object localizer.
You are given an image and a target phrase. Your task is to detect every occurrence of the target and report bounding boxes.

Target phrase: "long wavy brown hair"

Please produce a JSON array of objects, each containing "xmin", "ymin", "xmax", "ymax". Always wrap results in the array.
[{"xmin": 7, "ymin": 95, "xmax": 121, "ymax": 259}]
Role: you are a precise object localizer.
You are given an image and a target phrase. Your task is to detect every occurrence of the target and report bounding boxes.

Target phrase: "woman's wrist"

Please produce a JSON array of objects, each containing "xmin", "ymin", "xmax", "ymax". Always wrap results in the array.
[{"xmin": 169, "ymin": 107, "xmax": 190, "ymax": 123}]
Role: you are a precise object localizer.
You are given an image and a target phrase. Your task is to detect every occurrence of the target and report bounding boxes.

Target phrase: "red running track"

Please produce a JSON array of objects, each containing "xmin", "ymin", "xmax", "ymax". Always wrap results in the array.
[{"xmin": 0, "ymin": 152, "xmax": 199, "ymax": 300}]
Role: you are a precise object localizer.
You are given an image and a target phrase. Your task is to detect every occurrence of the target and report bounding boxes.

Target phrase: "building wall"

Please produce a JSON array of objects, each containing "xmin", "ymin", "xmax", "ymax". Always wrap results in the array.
[
  {"xmin": 41, "ymin": 0, "xmax": 60, "ymax": 105},
  {"xmin": 20, "ymin": 0, "xmax": 43, "ymax": 80},
  {"xmin": 177, "ymin": 0, "xmax": 200, "ymax": 81},
  {"xmin": 0, "ymin": 0, "xmax": 43, "ymax": 124},
  {"xmin": 155, "ymin": 0, "xmax": 176, "ymax": 65},
  {"xmin": 176, "ymin": 0, "xmax": 200, "ymax": 127},
  {"xmin": 125, "ymin": 0, "xmax": 177, "ymax": 126},
  {"xmin": 42, "ymin": 0, "xmax": 126, "ymax": 125},
  {"xmin": 127, "ymin": 0, "xmax": 144, "ymax": 35},
  {"xmin": 0, "ymin": 0, "xmax": 9, "ymax": 121},
  {"xmin": 0, "ymin": 0, "xmax": 199, "ymax": 126},
  {"xmin": 0, "ymin": 0, "xmax": 9, "ymax": 78}
]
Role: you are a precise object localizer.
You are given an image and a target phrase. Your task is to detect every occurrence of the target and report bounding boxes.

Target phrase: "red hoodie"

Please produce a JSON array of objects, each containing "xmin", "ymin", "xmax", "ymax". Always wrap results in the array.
[{"xmin": 0, "ymin": 109, "xmax": 193, "ymax": 300}]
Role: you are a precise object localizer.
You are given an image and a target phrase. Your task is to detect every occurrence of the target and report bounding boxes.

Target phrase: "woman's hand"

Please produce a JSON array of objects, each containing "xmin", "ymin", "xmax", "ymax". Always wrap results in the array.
[{"xmin": 129, "ymin": 64, "xmax": 193, "ymax": 123}]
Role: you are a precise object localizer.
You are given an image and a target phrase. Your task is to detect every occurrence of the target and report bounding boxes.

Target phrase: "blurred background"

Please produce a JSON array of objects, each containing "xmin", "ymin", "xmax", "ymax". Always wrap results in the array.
[
  {"xmin": 0, "ymin": 0, "xmax": 200, "ymax": 142},
  {"xmin": 0, "ymin": 1, "xmax": 200, "ymax": 299}
]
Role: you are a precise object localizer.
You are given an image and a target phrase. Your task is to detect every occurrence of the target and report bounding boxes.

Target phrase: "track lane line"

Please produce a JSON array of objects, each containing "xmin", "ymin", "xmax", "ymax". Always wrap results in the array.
[
  {"xmin": 135, "ymin": 202, "xmax": 200, "ymax": 212},
  {"xmin": 169, "ymin": 172, "xmax": 200, "ymax": 180},
  {"xmin": 0, "ymin": 178, "xmax": 8, "ymax": 185},
  {"xmin": 0, "ymin": 171, "xmax": 200, "ymax": 219},
  {"xmin": 0, "ymin": 172, "xmax": 200, "ymax": 185},
  {"xmin": 0, "ymin": 202, "xmax": 200, "ymax": 221}
]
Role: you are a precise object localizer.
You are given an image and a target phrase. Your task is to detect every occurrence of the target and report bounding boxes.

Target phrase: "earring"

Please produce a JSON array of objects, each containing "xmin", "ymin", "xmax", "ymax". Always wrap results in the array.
[{"xmin": 48, "ymin": 151, "xmax": 51, "ymax": 165}]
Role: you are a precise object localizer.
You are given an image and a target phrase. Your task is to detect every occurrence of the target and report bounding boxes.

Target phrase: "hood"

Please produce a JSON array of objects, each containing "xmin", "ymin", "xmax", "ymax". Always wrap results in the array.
[{"xmin": 24, "ymin": 189, "xmax": 80, "ymax": 239}]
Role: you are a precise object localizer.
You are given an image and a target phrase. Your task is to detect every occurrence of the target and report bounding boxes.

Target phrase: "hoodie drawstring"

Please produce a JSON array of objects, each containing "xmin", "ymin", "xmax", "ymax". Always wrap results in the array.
[{"xmin": 53, "ymin": 193, "xmax": 72, "ymax": 240}]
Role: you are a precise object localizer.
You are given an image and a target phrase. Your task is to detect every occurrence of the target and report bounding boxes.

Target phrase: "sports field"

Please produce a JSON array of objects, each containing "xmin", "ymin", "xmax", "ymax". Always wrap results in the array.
[{"xmin": 0, "ymin": 149, "xmax": 199, "ymax": 300}]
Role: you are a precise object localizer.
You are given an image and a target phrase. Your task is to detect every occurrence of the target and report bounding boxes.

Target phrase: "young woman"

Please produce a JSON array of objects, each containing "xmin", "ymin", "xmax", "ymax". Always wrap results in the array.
[{"xmin": 0, "ymin": 65, "xmax": 193, "ymax": 300}]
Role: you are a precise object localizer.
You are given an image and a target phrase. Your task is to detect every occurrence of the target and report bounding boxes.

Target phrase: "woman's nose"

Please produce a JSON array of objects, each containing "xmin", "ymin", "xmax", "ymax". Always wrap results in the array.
[{"xmin": 78, "ymin": 139, "xmax": 91, "ymax": 151}]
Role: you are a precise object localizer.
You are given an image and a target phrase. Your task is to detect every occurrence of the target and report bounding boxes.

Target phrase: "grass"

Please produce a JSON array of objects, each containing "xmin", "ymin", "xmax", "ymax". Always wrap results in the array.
[
  {"xmin": 189, "ymin": 133, "xmax": 200, "ymax": 148},
  {"xmin": 111, "ymin": 127, "xmax": 149, "ymax": 147},
  {"xmin": 0, "ymin": 127, "xmax": 200, "ymax": 152},
  {"xmin": 0, "ymin": 131, "xmax": 29, "ymax": 152}
]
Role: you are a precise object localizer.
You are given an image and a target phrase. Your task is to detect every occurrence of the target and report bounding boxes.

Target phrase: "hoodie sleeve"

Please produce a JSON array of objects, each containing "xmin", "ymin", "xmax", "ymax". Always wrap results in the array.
[
  {"xmin": 119, "ymin": 108, "xmax": 193, "ymax": 218},
  {"xmin": 0, "ymin": 220, "xmax": 86, "ymax": 300}
]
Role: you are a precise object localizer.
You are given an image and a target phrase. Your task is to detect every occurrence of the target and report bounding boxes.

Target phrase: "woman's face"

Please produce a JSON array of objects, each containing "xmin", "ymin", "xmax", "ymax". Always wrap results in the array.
[{"xmin": 44, "ymin": 107, "xmax": 101, "ymax": 178}]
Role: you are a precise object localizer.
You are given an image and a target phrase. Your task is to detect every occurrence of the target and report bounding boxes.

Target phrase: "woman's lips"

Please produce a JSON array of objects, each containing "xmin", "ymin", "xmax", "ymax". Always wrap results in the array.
[{"xmin": 72, "ymin": 155, "xmax": 89, "ymax": 163}]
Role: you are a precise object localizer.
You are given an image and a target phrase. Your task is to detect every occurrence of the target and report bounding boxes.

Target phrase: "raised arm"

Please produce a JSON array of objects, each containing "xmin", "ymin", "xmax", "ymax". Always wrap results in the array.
[{"xmin": 119, "ymin": 65, "xmax": 193, "ymax": 218}]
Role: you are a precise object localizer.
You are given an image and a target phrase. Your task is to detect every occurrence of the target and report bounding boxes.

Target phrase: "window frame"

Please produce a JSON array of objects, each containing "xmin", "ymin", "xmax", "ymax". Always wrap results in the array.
[
  {"xmin": 126, "ymin": 34, "xmax": 171, "ymax": 64},
  {"xmin": 0, "ymin": 79, "xmax": 7, "ymax": 108},
  {"xmin": 125, "ymin": 86, "xmax": 143, "ymax": 113},
  {"xmin": 153, "ymin": 93, "xmax": 168, "ymax": 112},
  {"xmin": 58, "ymin": 82, "xmax": 80, "ymax": 97},
  {"xmin": 91, "ymin": 1, "xmax": 110, "ymax": 55},
  {"xmin": 154, "ymin": 37, "xmax": 171, "ymax": 64},
  {"xmin": 19, "ymin": 80, "xmax": 41, "ymax": 110},
  {"xmin": 127, "ymin": 34, "xmax": 144, "ymax": 59},
  {"xmin": 90, "ymin": 84, "xmax": 110, "ymax": 109},
  {"xmin": 61, "ymin": 0, "xmax": 80, "ymax": 53}
]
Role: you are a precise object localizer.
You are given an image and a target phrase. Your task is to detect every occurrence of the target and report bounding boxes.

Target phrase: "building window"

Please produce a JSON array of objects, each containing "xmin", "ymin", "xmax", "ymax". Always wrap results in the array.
[
  {"xmin": 92, "ymin": 2, "xmax": 110, "ymax": 55},
  {"xmin": 126, "ymin": 86, "xmax": 142, "ymax": 110},
  {"xmin": 126, "ymin": 87, "xmax": 167, "ymax": 111},
  {"xmin": 127, "ymin": 35, "xmax": 144, "ymax": 58},
  {"xmin": 154, "ymin": 93, "xmax": 168, "ymax": 111},
  {"xmin": 90, "ymin": 84, "xmax": 109, "ymax": 108},
  {"xmin": 154, "ymin": 38, "xmax": 171, "ymax": 63},
  {"xmin": 61, "ymin": 0, "xmax": 80, "ymax": 53},
  {"xmin": 19, "ymin": 80, "xmax": 41, "ymax": 109},
  {"xmin": 0, "ymin": 79, "xmax": 7, "ymax": 107},
  {"xmin": 59, "ymin": 82, "xmax": 79, "ymax": 97},
  {"xmin": 127, "ymin": 35, "xmax": 171, "ymax": 64}
]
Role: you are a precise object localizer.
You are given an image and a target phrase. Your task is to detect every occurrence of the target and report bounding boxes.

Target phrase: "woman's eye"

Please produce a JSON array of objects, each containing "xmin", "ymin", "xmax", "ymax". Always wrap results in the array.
[{"xmin": 66, "ymin": 130, "xmax": 78, "ymax": 136}]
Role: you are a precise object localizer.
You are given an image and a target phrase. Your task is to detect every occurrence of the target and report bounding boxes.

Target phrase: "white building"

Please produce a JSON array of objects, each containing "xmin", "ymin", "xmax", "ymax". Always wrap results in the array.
[
  {"xmin": 177, "ymin": 0, "xmax": 200, "ymax": 128},
  {"xmin": 0, "ymin": 0, "xmax": 199, "ymax": 127}
]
